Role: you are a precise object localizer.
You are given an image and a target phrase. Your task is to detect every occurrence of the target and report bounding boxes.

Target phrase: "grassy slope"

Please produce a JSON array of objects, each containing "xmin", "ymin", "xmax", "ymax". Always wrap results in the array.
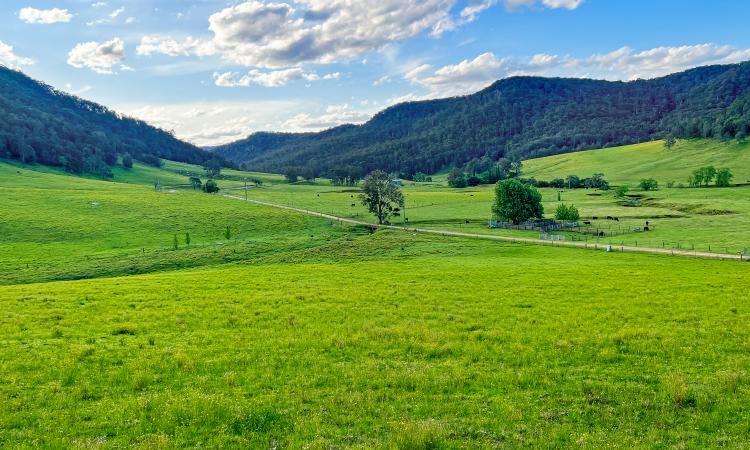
[
  {"xmin": 1, "ymin": 231, "xmax": 749, "ymax": 448},
  {"xmin": 523, "ymin": 139, "xmax": 750, "ymax": 185},
  {"xmin": 1, "ymin": 149, "xmax": 750, "ymax": 447},
  {"xmin": 0, "ymin": 161, "xmax": 360, "ymax": 285},
  {"xmin": 224, "ymin": 139, "xmax": 750, "ymax": 252}
]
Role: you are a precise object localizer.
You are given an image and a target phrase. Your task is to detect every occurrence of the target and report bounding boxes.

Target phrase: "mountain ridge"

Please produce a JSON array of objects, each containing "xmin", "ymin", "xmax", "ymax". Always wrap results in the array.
[{"xmin": 213, "ymin": 62, "xmax": 750, "ymax": 176}]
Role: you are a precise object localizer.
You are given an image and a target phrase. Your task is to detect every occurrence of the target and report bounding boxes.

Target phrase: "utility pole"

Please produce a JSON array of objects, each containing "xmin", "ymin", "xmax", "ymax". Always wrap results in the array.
[{"xmin": 244, "ymin": 178, "xmax": 248, "ymax": 201}]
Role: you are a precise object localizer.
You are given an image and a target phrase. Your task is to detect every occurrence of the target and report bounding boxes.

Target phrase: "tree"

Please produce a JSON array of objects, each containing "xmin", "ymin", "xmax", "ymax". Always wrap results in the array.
[
  {"xmin": 509, "ymin": 160, "xmax": 523, "ymax": 178},
  {"xmin": 702, "ymin": 166, "xmax": 717, "ymax": 186},
  {"xmin": 185, "ymin": 232, "xmax": 191, "ymax": 246},
  {"xmin": 172, "ymin": 235, "xmax": 179, "ymax": 250},
  {"xmin": 614, "ymin": 185, "xmax": 629, "ymax": 198},
  {"xmin": 664, "ymin": 134, "xmax": 677, "ymax": 149},
  {"xmin": 639, "ymin": 178, "xmax": 659, "ymax": 191},
  {"xmin": 122, "ymin": 152, "xmax": 133, "ymax": 169},
  {"xmin": 565, "ymin": 175, "xmax": 581, "ymax": 189},
  {"xmin": 413, "ymin": 172, "xmax": 430, "ymax": 182},
  {"xmin": 492, "ymin": 179, "xmax": 544, "ymax": 225},
  {"xmin": 284, "ymin": 167, "xmax": 299, "ymax": 183},
  {"xmin": 203, "ymin": 179, "xmax": 219, "ymax": 193},
  {"xmin": 250, "ymin": 177, "xmax": 263, "ymax": 187},
  {"xmin": 189, "ymin": 176, "xmax": 202, "ymax": 190},
  {"xmin": 467, "ymin": 175, "xmax": 482, "ymax": 187},
  {"xmin": 447, "ymin": 168, "xmax": 467, "ymax": 188},
  {"xmin": 203, "ymin": 157, "xmax": 223, "ymax": 179},
  {"xmin": 715, "ymin": 168, "xmax": 733, "ymax": 187},
  {"xmin": 359, "ymin": 170, "xmax": 404, "ymax": 224},
  {"xmin": 555, "ymin": 204, "xmax": 580, "ymax": 221}
]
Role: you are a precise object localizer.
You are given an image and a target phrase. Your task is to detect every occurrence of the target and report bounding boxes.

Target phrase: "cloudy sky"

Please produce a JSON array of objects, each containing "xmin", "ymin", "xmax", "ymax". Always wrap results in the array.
[{"xmin": 2, "ymin": 1, "xmax": 750, "ymax": 146}]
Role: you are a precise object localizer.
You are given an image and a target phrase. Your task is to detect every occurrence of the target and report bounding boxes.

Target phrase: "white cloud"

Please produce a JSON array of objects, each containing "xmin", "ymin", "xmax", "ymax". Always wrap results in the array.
[
  {"xmin": 405, "ymin": 43, "xmax": 750, "ymax": 97},
  {"xmin": 136, "ymin": 35, "xmax": 208, "ymax": 57},
  {"xmin": 213, "ymin": 68, "xmax": 342, "ymax": 87},
  {"xmin": 282, "ymin": 104, "xmax": 374, "ymax": 130},
  {"xmin": 67, "ymin": 38, "xmax": 126, "ymax": 74},
  {"xmin": 19, "ymin": 7, "xmax": 72, "ymax": 24},
  {"xmin": 120, "ymin": 100, "xmax": 303, "ymax": 146},
  {"xmin": 0, "ymin": 40, "xmax": 34, "ymax": 68},
  {"xmin": 87, "ymin": 6, "xmax": 127, "ymax": 26},
  {"xmin": 136, "ymin": 0, "xmax": 466, "ymax": 67},
  {"xmin": 92, "ymin": 2, "xmax": 107, "ymax": 7}
]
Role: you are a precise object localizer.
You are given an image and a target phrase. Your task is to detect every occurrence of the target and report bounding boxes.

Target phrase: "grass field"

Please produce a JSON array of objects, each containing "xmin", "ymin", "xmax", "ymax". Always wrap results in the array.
[
  {"xmin": 217, "ymin": 139, "xmax": 750, "ymax": 254},
  {"xmin": 1, "ymin": 142, "xmax": 750, "ymax": 447}
]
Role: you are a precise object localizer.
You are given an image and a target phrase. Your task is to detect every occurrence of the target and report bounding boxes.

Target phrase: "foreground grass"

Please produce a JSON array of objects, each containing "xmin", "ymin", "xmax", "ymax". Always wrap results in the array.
[{"xmin": 1, "ymin": 231, "xmax": 749, "ymax": 448}]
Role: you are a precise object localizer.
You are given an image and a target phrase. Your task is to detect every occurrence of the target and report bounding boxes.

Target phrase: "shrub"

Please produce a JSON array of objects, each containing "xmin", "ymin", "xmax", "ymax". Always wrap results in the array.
[
  {"xmin": 639, "ymin": 178, "xmax": 659, "ymax": 191},
  {"xmin": 447, "ymin": 168, "xmax": 467, "ymax": 188},
  {"xmin": 467, "ymin": 176, "xmax": 482, "ymax": 187},
  {"xmin": 122, "ymin": 153, "xmax": 133, "ymax": 169},
  {"xmin": 555, "ymin": 204, "xmax": 580, "ymax": 221},
  {"xmin": 614, "ymin": 185, "xmax": 629, "ymax": 198},
  {"xmin": 203, "ymin": 179, "xmax": 219, "ymax": 193}
]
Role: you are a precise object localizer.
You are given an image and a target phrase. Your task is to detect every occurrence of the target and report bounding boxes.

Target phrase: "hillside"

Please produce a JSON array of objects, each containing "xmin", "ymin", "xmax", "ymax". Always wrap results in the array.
[
  {"xmin": 0, "ymin": 66, "xmax": 218, "ymax": 176},
  {"xmin": 523, "ymin": 139, "xmax": 750, "ymax": 184},
  {"xmin": 214, "ymin": 62, "xmax": 750, "ymax": 176}
]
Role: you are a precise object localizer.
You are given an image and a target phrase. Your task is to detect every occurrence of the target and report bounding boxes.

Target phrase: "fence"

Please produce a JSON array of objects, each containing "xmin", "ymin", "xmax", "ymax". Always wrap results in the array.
[{"xmin": 489, "ymin": 219, "xmax": 579, "ymax": 232}]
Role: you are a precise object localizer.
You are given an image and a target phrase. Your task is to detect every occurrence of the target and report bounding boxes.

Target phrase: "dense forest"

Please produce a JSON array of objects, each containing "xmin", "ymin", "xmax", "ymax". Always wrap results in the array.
[
  {"xmin": 0, "ymin": 66, "xmax": 220, "ymax": 176},
  {"xmin": 214, "ymin": 62, "xmax": 750, "ymax": 177}
]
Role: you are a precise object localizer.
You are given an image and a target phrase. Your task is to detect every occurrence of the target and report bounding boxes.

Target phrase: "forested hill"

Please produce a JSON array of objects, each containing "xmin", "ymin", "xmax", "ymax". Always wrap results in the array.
[
  {"xmin": 0, "ymin": 66, "xmax": 217, "ymax": 176},
  {"xmin": 214, "ymin": 62, "xmax": 750, "ymax": 176}
]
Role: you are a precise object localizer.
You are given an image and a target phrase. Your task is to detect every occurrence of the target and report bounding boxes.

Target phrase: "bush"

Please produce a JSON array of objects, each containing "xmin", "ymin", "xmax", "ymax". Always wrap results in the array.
[
  {"xmin": 122, "ymin": 153, "xmax": 133, "ymax": 169},
  {"xmin": 447, "ymin": 168, "xmax": 467, "ymax": 188},
  {"xmin": 554, "ymin": 204, "xmax": 580, "ymax": 221},
  {"xmin": 203, "ymin": 179, "xmax": 219, "ymax": 193},
  {"xmin": 467, "ymin": 176, "xmax": 482, "ymax": 186},
  {"xmin": 639, "ymin": 178, "xmax": 659, "ymax": 191},
  {"xmin": 614, "ymin": 185, "xmax": 629, "ymax": 198}
]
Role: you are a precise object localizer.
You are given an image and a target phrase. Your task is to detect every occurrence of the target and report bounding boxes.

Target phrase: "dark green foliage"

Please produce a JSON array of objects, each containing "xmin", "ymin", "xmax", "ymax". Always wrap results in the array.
[
  {"xmin": 172, "ymin": 235, "xmax": 178, "ymax": 251},
  {"xmin": 554, "ymin": 204, "xmax": 580, "ymax": 221},
  {"xmin": 715, "ymin": 168, "xmax": 733, "ymax": 187},
  {"xmin": 284, "ymin": 167, "xmax": 300, "ymax": 183},
  {"xmin": 467, "ymin": 175, "xmax": 482, "ymax": 187},
  {"xmin": 224, "ymin": 226, "xmax": 231, "ymax": 240},
  {"xmin": 185, "ymin": 232, "xmax": 191, "ymax": 246},
  {"xmin": 0, "ymin": 66, "xmax": 220, "ymax": 174},
  {"xmin": 360, "ymin": 170, "xmax": 404, "ymax": 224},
  {"xmin": 189, "ymin": 177, "xmax": 202, "ymax": 190},
  {"xmin": 203, "ymin": 179, "xmax": 219, "ymax": 193},
  {"xmin": 689, "ymin": 166, "xmax": 718, "ymax": 187},
  {"xmin": 122, "ymin": 153, "xmax": 133, "ymax": 169},
  {"xmin": 492, "ymin": 179, "xmax": 544, "ymax": 224},
  {"xmin": 639, "ymin": 178, "xmax": 659, "ymax": 191},
  {"xmin": 203, "ymin": 157, "xmax": 223, "ymax": 179},
  {"xmin": 413, "ymin": 172, "xmax": 431, "ymax": 182},
  {"xmin": 447, "ymin": 168, "xmax": 467, "ymax": 188},
  {"xmin": 664, "ymin": 135, "xmax": 677, "ymax": 149},
  {"xmin": 215, "ymin": 62, "xmax": 750, "ymax": 175}
]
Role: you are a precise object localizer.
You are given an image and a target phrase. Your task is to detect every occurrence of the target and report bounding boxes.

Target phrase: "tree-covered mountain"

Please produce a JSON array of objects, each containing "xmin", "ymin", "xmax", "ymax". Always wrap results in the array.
[
  {"xmin": 0, "ymin": 66, "xmax": 219, "ymax": 177},
  {"xmin": 214, "ymin": 62, "xmax": 750, "ymax": 177}
]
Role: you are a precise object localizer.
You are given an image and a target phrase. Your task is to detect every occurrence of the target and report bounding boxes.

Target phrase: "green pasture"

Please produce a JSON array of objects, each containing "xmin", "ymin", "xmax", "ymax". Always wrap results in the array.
[{"xmin": 2, "ymin": 149, "xmax": 750, "ymax": 447}]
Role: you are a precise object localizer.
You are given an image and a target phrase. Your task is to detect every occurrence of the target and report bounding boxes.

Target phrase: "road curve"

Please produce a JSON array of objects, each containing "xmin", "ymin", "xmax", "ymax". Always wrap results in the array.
[{"xmin": 224, "ymin": 194, "xmax": 747, "ymax": 262}]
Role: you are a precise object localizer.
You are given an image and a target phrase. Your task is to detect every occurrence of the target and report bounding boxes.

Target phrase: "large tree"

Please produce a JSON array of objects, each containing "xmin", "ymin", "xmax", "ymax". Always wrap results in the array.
[
  {"xmin": 360, "ymin": 170, "xmax": 404, "ymax": 225},
  {"xmin": 492, "ymin": 179, "xmax": 544, "ymax": 225}
]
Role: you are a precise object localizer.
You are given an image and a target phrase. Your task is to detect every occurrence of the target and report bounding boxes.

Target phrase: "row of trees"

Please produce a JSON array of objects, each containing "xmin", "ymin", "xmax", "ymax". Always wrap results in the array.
[{"xmin": 688, "ymin": 166, "xmax": 733, "ymax": 187}]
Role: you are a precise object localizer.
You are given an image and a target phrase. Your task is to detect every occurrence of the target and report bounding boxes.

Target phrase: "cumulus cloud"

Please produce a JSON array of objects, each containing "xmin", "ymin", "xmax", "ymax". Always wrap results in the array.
[
  {"xmin": 121, "ymin": 100, "xmax": 303, "ymax": 146},
  {"xmin": 282, "ymin": 104, "xmax": 374, "ymax": 130},
  {"xmin": 67, "ymin": 38, "xmax": 127, "ymax": 74},
  {"xmin": 0, "ymin": 40, "xmax": 34, "ymax": 68},
  {"xmin": 19, "ymin": 7, "xmax": 72, "ymax": 24},
  {"xmin": 136, "ymin": 35, "xmax": 209, "ymax": 57},
  {"xmin": 213, "ymin": 68, "xmax": 343, "ymax": 87},
  {"xmin": 405, "ymin": 43, "xmax": 750, "ymax": 97}
]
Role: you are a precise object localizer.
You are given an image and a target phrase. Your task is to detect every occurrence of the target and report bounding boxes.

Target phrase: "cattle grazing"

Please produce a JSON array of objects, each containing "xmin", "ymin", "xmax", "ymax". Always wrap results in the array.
[
  {"xmin": 592, "ymin": 216, "xmax": 598, "ymax": 220},
  {"xmin": 614, "ymin": 217, "xmax": 619, "ymax": 222},
  {"xmin": 644, "ymin": 226, "xmax": 650, "ymax": 231},
  {"xmin": 606, "ymin": 216, "xmax": 613, "ymax": 220},
  {"xmin": 583, "ymin": 221, "xmax": 591, "ymax": 225}
]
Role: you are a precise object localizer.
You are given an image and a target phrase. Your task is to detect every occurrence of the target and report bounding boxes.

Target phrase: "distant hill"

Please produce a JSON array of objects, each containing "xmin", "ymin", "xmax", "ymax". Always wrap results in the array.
[
  {"xmin": 214, "ymin": 62, "xmax": 750, "ymax": 176},
  {"xmin": 523, "ymin": 139, "xmax": 750, "ymax": 185},
  {"xmin": 0, "ymin": 66, "xmax": 219, "ymax": 177}
]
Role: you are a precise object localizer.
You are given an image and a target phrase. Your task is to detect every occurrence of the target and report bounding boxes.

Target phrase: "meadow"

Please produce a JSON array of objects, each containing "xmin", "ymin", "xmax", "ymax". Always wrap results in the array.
[
  {"xmin": 220, "ymin": 140, "xmax": 750, "ymax": 254},
  {"xmin": 1, "ymin": 140, "xmax": 750, "ymax": 448}
]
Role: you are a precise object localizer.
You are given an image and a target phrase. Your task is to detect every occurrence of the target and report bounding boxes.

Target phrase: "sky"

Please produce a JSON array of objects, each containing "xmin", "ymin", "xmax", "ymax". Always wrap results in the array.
[{"xmin": 2, "ymin": 1, "xmax": 750, "ymax": 147}]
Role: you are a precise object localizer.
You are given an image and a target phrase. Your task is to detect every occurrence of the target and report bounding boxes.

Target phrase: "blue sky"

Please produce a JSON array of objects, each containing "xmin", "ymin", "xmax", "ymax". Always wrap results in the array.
[{"xmin": 1, "ymin": 0, "xmax": 749, "ymax": 146}]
